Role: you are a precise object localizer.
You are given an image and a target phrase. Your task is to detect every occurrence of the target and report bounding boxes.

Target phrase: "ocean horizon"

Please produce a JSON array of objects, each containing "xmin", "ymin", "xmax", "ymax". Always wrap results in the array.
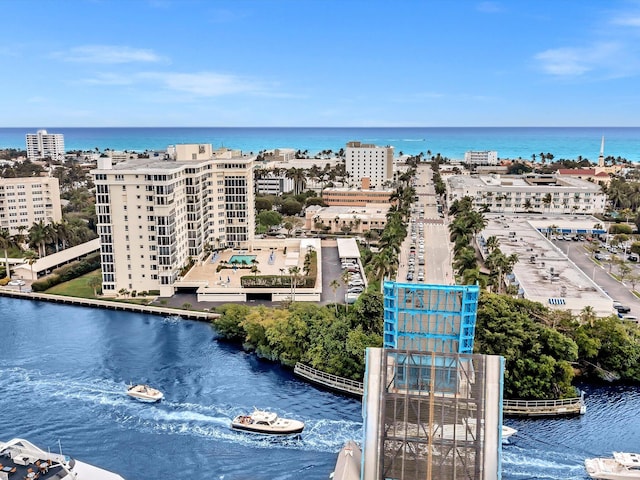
[{"xmin": 1, "ymin": 126, "xmax": 639, "ymax": 162}]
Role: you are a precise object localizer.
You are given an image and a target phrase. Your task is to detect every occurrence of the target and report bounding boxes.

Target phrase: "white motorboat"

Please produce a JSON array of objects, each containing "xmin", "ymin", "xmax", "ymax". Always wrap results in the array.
[
  {"xmin": 0, "ymin": 438, "xmax": 125, "ymax": 480},
  {"xmin": 585, "ymin": 452, "xmax": 640, "ymax": 480},
  {"xmin": 501, "ymin": 424, "xmax": 518, "ymax": 441},
  {"xmin": 126, "ymin": 384, "xmax": 164, "ymax": 403},
  {"xmin": 230, "ymin": 409, "xmax": 305, "ymax": 436}
]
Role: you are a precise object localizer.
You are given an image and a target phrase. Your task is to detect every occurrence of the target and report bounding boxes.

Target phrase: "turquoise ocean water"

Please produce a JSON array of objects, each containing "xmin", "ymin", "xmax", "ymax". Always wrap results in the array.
[{"xmin": 1, "ymin": 127, "xmax": 639, "ymax": 162}]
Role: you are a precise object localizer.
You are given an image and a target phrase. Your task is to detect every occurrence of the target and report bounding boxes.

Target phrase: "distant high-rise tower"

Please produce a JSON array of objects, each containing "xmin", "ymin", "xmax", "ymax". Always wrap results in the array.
[
  {"xmin": 26, "ymin": 129, "xmax": 65, "ymax": 160},
  {"xmin": 598, "ymin": 136, "xmax": 605, "ymax": 167},
  {"xmin": 345, "ymin": 141, "xmax": 394, "ymax": 189}
]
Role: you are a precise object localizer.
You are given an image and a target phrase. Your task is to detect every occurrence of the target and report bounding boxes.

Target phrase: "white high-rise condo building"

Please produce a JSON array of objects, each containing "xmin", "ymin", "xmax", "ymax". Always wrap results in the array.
[
  {"xmin": 345, "ymin": 141, "xmax": 394, "ymax": 189},
  {"xmin": 26, "ymin": 130, "xmax": 65, "ymax": 160},
  {"xmin": 464, "ymin": 151, "xmax": 498, "ymax": 166},
  {"xmin": 91, "ymin": 144, "xmax": 255, "ymax": 297},
  {"xmin": 0, "ymin": 177, "xmax": 63, "ymax": 235}
]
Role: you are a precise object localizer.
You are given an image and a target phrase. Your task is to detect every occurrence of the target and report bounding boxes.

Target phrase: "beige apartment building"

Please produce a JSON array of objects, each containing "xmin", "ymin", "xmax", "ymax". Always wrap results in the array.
[
  {"xmin": 91, "ymin": 144, "xmax": 255, "ymax": 297},
  {"xmin": 345, "ymin": 141, "xmax": 394, "ymax": 189},
  {"xmin": 305, "ymin": 204, "xmax": 390, "ymax": 234},
  {"xmin": 322, "ymin": 182, "xmax": 393, "ymax": 206},
  {"xmin": 0, "ymin": 176, "xmax": 63, "ymax": 235}
]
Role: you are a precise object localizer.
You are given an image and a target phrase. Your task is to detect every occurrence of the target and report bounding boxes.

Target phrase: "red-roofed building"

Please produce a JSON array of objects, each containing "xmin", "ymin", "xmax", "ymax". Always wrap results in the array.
[{"xmin": 557, "ymin": 168, "xmax": 611, "ymax": 185}]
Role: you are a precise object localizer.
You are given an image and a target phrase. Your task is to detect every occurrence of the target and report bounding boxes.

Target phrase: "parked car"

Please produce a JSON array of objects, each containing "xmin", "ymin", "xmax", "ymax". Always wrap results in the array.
[
  {"xmin": 614, "ymin": 305, "xmax": 631, "ymax": 314},
  {"xmin": 347, "ymin": 286, "xmax": 364, "ymax": 294},
  {"xmin": 8, "ymin": 279, "xmax": 26, "ymax": 286}
]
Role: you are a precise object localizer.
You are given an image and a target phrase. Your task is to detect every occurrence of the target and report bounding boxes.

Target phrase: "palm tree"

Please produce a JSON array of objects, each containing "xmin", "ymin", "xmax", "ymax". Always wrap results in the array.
[
  {"xmin": 288, "ymin": 266, "xmax": 301, "ymax": 302},
  {"xmin": 330, "ymin": 279, "xmax": 340, "ymax": 313},
  {"xmin": 580, "ymin": 306, "xmax": 596, "ymax": 327},
  {"xmin": 0, "ymin": 228, "xmax": 15, "ymax": 278},
  {"xmin": 285, "ymin": 167, "xmax": 307, "ymax": 195},
  {"xmin": 453, "ymin": 247, "xmax": 478, "ymax": 276},
  {"xmin": 485, "ymin": 235, "xmax": 500, "ymax": 254},
  {"xmin": 23, "ymin": 250, "xmax": 38, "ymax": 280},
  {"xmin": 28, "ymin": 221, "xmax": 49, "ymax": 257}
]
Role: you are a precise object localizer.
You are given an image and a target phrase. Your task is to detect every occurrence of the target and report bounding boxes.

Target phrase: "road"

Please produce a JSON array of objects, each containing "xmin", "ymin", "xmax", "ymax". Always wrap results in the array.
[
  {"xmin": 396, "ymin": 163, "xmax": 453, "ymax": 285},
  {"xmin": 553, "ymin": 239, "xmax": 640, "ymax": 315}
]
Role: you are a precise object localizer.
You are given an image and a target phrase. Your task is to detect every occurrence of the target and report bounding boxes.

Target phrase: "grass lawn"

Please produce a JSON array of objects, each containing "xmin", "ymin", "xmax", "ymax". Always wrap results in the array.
[
  {"xmin": 45, "ymin": 271, "xmax": 155, "ymax": 305},
  {"xmin": 45, "ymin": 270, "xmax": 102, "ymax": 298}
]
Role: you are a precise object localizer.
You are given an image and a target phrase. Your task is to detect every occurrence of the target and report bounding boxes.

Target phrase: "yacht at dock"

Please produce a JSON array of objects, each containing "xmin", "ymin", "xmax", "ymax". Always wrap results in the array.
[{"xmin": 0, "ymin": 438, "xmax": 125, "ymax": 480}]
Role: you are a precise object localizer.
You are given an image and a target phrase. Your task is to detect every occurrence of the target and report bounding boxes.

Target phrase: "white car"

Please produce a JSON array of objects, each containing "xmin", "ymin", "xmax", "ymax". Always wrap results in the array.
[{"xmin": 8, "ymin": 280, "xmax": 26, "ymax": 286}]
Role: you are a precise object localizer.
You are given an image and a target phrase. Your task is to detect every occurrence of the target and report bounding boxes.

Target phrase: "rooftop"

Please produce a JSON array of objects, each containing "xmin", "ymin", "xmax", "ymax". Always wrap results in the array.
[{"xmin": 479, "ymin": 214, "xmax": 613, "ymax": 317}]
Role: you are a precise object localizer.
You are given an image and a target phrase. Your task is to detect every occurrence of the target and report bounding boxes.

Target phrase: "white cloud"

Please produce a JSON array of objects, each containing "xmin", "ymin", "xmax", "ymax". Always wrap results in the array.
[
  {"xmin": 141, "ymin": 72, "xmax": 263, "ymax": 96},
  {"xmin": 80, "ymin": 73, "xmax": 135, "ymax": 85},
  {"xmin": 534, "ymin": 42, "xmax": 621, "ymax": 76},
  {"xmin": 611, "ymin": 15, "xmax": 640, "ymax": 27},
  {"xmin": 476, "ymin": 2, "xmax": 502, "ymax": 13},
  {"xmin": 53, "ymin": 45, "xmax": 165, "ymax": 64}
]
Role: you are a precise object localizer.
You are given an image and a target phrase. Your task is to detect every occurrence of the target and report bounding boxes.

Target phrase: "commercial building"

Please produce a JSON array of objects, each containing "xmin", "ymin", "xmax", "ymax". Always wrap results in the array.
[
  {"xmin": 26, "ymin": 130, "xmax": 65, "ymax": 161},
  {"xmin": 464, "ymin": 150, "xmax": 498, "ymax": 166},
  {"xmin": 322, "ymin": 178, "xmax": 393, "ymax": 206},
  {"xmin": 304, "ymin": 204, "xmax": 389, "ymax": 234},
  {"xmin": 345, "ymin": 141, "xmax": 394, "ymax": 190},
  {"xmin": 478, "ymin": 214, "xmax": 614, "ymax": 317},
  {"xmin": 0, "ymin": 176, "xmax": 63, "ymax": 235},
  {"xmin": 255, "ymin": 172, "xmax": 295, "ymax": 196},
  {"xmin": 447, "ymin": 174, "xmax": 607, "ymax": 215},
  {"xmin": 91, "ymin": 144, "xmax": 255, "ymax": 297}
]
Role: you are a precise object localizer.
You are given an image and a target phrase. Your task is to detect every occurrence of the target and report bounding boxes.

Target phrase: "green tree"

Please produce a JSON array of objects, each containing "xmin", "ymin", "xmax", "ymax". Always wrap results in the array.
[
  {"xmin": 280, "ymin": 198, "xmax": 303, "ymax": 216},
  {"xmin": 255, "ymin": 197, "xmax": 273, "ymax": 212},
  {"xmin": 88, "ymin": 273, "xmax": 102, "ymax": 296},
  {"xmin": 257, "ymin": 210, "xmax": 282, "ymax": 229},
  {"xmin": 212, "ymin": 304, "xmax": 250, "ymax": 340}
]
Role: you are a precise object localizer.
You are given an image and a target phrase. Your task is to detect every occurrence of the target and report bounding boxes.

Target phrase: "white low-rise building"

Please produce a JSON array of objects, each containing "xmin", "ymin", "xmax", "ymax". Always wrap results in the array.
[
  {"xmin": 464, "ymin": 150, "xmax": 498, "ymax": 165},
  {"xmin": 447, "ymin": 174, "xmax": 607, "ymax": 215}
]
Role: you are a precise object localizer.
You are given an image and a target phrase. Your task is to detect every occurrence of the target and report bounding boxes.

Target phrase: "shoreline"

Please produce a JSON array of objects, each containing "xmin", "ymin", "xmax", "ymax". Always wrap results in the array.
[{"xmin": 0, "ymin": 288, "xmax": 217, "ymax": 321}]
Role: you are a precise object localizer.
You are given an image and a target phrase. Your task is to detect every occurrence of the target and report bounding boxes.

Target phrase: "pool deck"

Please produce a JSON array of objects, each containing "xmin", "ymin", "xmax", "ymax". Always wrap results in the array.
[{"xmin": 178, "ymin": 238, "xmax": 323, "ymax": 301}]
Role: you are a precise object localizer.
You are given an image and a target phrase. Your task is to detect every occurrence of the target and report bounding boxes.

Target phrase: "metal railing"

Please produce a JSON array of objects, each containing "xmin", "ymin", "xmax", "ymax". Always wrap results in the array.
[
  {"xmin": 503, "ymin": 393, "xmax": 585, "ymax": 416},
  {"xmin": 294, "ymin": 363, "xmax": 364, "ymax": 396}
]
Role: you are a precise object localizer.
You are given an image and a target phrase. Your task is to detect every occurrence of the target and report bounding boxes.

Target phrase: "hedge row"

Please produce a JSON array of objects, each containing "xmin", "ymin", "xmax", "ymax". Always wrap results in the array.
[{"xmin": 31, "ymin": 252, "xmax": 101, "ymax": 292}]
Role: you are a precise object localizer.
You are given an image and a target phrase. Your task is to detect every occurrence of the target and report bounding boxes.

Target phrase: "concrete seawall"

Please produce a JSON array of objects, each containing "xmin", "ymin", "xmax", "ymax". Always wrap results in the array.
[{"xmin": 0, "ymin": 288, "xmax": 218, "ymax": 321}]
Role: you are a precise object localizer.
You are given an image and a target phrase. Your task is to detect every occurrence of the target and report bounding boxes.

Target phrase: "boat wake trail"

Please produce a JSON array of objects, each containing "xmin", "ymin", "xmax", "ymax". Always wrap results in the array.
[
  {"xmin": 502, "ymin": 445, "xmax": 587, "ymax": 480},
  {"xmin": 0, "ymin": 367, "xmax": 362, "ymax": 453}
]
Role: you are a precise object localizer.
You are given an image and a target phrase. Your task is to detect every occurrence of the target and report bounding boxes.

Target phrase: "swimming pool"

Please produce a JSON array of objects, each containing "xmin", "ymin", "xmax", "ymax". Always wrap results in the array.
[{"xmin": 228, "ymin": 255, "xmax": 257, "ymax": 265}]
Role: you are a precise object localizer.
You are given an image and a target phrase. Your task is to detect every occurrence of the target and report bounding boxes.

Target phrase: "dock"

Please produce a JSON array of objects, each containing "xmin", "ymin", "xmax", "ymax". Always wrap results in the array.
[
  {"xmin": 293, "ymin": 362, "xmax": 364, "ymax": 397},
  {"xmin": 294, "ymin": 362, "xmax": 587, "ymax": 417},
  {"xmin": 0, "ymin": 289, "xmax": 218, "ymax": 321},
  {"xmin": 503, "ymin": 393, "xmax": 586, "ymax": 416}
]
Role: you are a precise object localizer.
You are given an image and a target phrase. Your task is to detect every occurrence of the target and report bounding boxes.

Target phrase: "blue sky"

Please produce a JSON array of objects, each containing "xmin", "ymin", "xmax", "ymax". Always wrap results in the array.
[{"xmin": 2, "ymin": 0, "xmax": 640, "ymax": 127}]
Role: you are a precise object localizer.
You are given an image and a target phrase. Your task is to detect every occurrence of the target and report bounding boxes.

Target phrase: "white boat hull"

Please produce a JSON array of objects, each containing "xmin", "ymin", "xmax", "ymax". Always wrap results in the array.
[
  {"xmin": 585, "ymin": 453, "xmax": 640, "ymax": 480},
  {"xmin": 126, "ymin": 384, "xmax": 163, "ymax": 403},
  {"xmin": 231, "ymin": 410, "xmax": 305, "ymax": 436}
]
